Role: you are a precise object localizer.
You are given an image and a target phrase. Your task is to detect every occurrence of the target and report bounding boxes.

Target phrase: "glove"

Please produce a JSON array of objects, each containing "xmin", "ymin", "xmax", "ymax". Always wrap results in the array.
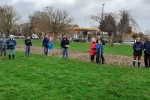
[{"xmin": 136, "ymin": 48, "xmax": 141, "ymax": 51}]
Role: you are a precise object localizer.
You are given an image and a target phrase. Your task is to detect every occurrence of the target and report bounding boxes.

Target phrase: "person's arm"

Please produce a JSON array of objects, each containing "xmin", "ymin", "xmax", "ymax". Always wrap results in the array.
[
  {"xmin": 42, "ymin": 38, "xmax": 45, "ymax": 47},
  {"xmin": 25, "ymin": 39, "xmax": 27, "ymax": 45},
  {"xmin": 60, "ymin": 40, "xmax": 63, "ymax": 48},
  {"xmin": 30, "ymin": 40, "xmax": 32, "ymax": 46},
  {"xmin": 14, "ymin": 40, "xmax": 16, "ymax": 45},
  {"xmin": 133, "ymin": 43, "xmax": 136, "ymax": 50}
]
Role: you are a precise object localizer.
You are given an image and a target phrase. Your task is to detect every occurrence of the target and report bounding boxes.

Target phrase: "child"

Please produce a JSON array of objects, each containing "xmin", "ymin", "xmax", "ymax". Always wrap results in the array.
[
  {"xmin": 96, "ymin": 39, "xmax": 105, "ymax": 64},
  {"xmin": 89, "ymin": 38, "xmax": 96, "ymax": 63},
  {"xmin": 7, "ymin": 35, "xmax": 16, "ymax": 59},
  {"xmin": 47, "ymin": 40, "xmax": 53, "ymax": 56},
  {"xmin": 132, "ymin": 37, "xmax": 144, "ymax": 67},
  {"xmin": 25, "ymin": 36, "xmax": 32, "ymax": 56}
]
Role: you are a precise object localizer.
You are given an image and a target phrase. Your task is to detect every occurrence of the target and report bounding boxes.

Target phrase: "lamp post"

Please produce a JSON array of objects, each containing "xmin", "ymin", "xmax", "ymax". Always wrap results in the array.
[{"xmin": 101, "ymin": 4, "xmax": 105, "ymax": 39}]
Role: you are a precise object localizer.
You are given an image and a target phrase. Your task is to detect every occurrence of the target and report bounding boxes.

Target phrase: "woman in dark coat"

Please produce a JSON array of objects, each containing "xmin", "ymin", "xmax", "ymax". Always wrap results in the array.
[
  {"xmin": 61, "ymin": 35, "xmax": 70, "ymax": 59},
  {"xmin": 144, "ymin": 36, "xmax": 150, "ymax": 67},
  {"xmin": 132, "ymin": 37, "xmax": 144, "ymax": 67},
  {"xmin": 42, "ymin": 35, "xmax": 49, "ymax": 55}
]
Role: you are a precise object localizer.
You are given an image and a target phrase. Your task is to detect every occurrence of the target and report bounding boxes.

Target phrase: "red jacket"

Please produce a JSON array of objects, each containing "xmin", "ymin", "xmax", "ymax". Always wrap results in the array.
[{"xmin": 89, "ymin": 42, "xmax": 96, "ymax": 55}]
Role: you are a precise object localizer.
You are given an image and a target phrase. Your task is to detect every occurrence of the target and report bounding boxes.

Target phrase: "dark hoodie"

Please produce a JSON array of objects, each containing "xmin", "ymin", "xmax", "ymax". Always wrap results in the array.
[{"xmin": 133, "ymin": 41, "xmax": 144, "ymax": 56}]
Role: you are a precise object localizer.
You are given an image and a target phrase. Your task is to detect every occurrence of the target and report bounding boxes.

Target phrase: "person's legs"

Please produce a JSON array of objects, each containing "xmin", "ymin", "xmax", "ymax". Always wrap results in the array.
[
  {"xmin": 65, "ymin": 48, "xmax": 68, "ymax": 59},
  {"xmin": 138, "ymin": 56, "xmax": 141, "ymax": 68},
  {"xmin": 96, "ymin": 52, "xmax": 100, "ymax": 63},
  {"xmin": 133, "ymin": 55, "xmax": 137, "ymax": 66},
  {"xmin": 12, "ymin": 49, "xmax": 15, "ymax": 59},
  {"xmin": 144, "ymin": 51, "xmax": 148, "ymax": 67},
  {"xmin": 8, "ymin": 49, "xmax": 11, "ymax": 59},
  {"xmin": 27, "ymin": 46, "xmax": 30, "ymax": 56},
  {"xmin": 25, "ymin": 46, "xmax": 28, "ymax": 56},
  {"xmin": 101, "ymin": 54, "xmax": 105, "ymax": 64},
  {"xmin": 50, "ymin": 49, "xmax": 52, "ymax": 56},
  {"xmin": 44, "ymin": 46, "xmax": 48, "ymax": 55},
  {"xmin": 4, "ymin": 48, "xmax": 6, "ymax": 60},
  {"xmin": 91, "ymin": 55, "xmax": 94, "ymax": 63},
  {"xmin": 62, "ymin": 48, "xmax": 65, "ymax": 58}
]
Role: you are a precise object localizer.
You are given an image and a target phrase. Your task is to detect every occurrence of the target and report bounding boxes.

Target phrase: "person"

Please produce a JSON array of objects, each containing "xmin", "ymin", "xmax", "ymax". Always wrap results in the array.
[
  {"xmin": 47, "ymin": 40, "xmax": 53, "ymax": 56},
  {"xmin": 7, "ymin": 35, "xmax": 16, "ymax": 59},
  {"xmin": 96, "ymin": 35, "xmax": 105, "ymax": 45},
  {"xmin": 61, "ymin": 35, "xmax": 70, "ymax": 59},
  {"xmin": 144, "ymin": 35, "xmax": 150, "ymax": 68},
  {"xmin": 96, "ymin": 39, "xmax": 105, "ymax": 64},
  {"xmin": 25, "ymin": 36, "xmax": 32, "ymax": 56},
  {"xmin": 0, "ymin": 34, "xmax": 7, "ymax": 61},
  {"xmin": 132, "ymin": 37, "xmax": 144, "ymax": 67},
  {"xmin": 89, "ymin": 37, "xmax": 96, "ymax": 63},
  {"xmin": 42, "ymin": 35, "xmax": 49, "ymax": 55}
]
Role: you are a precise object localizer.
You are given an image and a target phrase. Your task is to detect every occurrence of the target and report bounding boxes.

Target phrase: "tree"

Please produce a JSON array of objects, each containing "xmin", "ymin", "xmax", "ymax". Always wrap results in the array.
[
  {"xmin": 41, "ymin": 6, "xmax": 73, "ymax": 41},
  {"xmin": 138, "ymin": 32, "xmax": 144, "ymax": 39},
  {"xmin": 132, "ymin": 33, "xmax": 138, "ymax": 39},
  {"xmin": 0, "ymin": 5, "xmax": 21, "ymax": 36}
]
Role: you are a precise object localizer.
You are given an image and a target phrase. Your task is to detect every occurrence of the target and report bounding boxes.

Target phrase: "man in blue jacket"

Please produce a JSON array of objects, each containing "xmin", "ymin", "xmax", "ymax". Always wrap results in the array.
[
  {"xmin": 144, "ymin": 36, "xmax": 150, "ymax": 68},
  {"xmin": 42, "ymin": 35, "xmax": 49, "ymax": 55},
  {"xmin": 7, "ymin": 35, "xmax": 16, "ymax": 59}
]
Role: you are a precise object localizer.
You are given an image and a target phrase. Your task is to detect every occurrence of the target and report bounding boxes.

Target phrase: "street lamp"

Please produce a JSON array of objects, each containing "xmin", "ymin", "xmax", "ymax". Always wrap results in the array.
[{"xmin": 101, "ymin": 4, "xmax": 105, "ymax": 39}]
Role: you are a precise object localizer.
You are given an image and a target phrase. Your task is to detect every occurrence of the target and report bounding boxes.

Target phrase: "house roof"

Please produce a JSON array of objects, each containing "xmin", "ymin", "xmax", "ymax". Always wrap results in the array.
[{"xmin": 72, "ymin": 27, "xmax": 99, "ymax": 31}]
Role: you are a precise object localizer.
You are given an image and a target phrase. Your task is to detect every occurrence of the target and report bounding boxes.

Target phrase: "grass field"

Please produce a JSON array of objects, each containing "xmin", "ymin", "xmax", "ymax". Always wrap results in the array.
[
  {"xmin": 16, "ymin": 39, "xmax": 133, "ymax": 56},
  {"xmin": 0, "ymin": 52, "xmax": 150, "ymax": 100}
]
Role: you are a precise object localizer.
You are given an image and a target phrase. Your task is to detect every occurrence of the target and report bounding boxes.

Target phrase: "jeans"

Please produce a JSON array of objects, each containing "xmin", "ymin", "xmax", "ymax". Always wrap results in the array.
[
  {"xmin": 48, "ymin": 49, "xmax": 52, "ymax": 54},
  {"xmin": 62, "ymin": 48, "xmax": 68, "ymax": 59},
  {"xmin": 44, "ymin": 46, "xmax": 48, "ymax": 55},
  {"xmin": 8, "ymin": 49, "xmax": 15, "ymax": 55},
  {"xmin": 25, "ymin": 46, "xmax": 31, "ymax": 56}
]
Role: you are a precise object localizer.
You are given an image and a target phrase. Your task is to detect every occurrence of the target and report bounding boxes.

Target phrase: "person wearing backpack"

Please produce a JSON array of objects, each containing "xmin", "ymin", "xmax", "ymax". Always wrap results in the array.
[
  {"xmin": 0, "ymin": 34, "xmax": 7, "ymax": 61},
  {"xmin": 7, "ymin": 35, "xmax": 16, "ymax": 59}
]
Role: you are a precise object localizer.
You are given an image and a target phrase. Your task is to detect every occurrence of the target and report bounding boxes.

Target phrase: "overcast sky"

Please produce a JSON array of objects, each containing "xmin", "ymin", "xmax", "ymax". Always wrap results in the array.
[{"xmin": 0, "ymin": 0, "xmax": 150, "ymax": 33}]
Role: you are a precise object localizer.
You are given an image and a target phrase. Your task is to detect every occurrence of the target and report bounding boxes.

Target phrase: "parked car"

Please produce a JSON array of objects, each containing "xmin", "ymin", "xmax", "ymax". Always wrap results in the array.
[{"xmin": 122, "ymin": 40, "xmax": 135, "ymax": 45}]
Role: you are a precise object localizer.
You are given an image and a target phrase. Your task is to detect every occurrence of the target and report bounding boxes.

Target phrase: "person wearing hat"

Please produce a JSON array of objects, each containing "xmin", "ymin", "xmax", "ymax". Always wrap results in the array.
[
  {"xmin": 7, "ymin": 35, "xmax": 16, "ymax": 59},
  {"xmin": 0, "ymin": 34, "xmax": 7, "ymax": 61}
]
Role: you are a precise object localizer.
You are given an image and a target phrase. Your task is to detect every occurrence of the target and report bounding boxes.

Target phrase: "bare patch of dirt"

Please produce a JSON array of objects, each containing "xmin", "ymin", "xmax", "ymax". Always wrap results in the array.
[{"xmin": 16, "ymin": 45, "xmax": 144, "ymax": 66}]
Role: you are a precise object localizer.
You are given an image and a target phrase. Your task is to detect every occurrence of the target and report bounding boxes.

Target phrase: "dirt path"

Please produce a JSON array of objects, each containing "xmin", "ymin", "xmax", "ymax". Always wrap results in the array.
[{"xmin": 16, "ymin": 45, "xmax": 145, "ymax": 66}]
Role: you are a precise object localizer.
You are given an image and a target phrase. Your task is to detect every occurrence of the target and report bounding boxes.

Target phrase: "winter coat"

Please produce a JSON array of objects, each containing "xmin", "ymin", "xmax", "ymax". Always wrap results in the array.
[
  {"xmin": 61, "ymin": 39, "xmax": 70, "ymax": 48},
  {"xmin": 133, "ymin": 42, "xmax": 144, "ymax": 56},
  {"xmin": 144, "ymin": 40, "xmax": 150, "ymax": 54},
  {"xmin": 47, "ymin": 42, "xmax": 53, "ymax": 49},
  {"xmin": 43, "ymin": 38, "xmax": 49, "ymax": 48},
  {"xmin": 7, "ymin": 39, "xmax": 16, "ymax": 49},
  {"xmin": 0, "ymin": 38, "xmax": 7, "ymax": 49},
  {"xmin": 25, "ymin": 39, "xmax": 32, "ymax": 46},
  {"xmin": 96, "ymin": 43, "xmax": 104, "ymax": 54},
  {"xmin": 89, "ymin": 42, "xmax": 96, "ymax": 56}
]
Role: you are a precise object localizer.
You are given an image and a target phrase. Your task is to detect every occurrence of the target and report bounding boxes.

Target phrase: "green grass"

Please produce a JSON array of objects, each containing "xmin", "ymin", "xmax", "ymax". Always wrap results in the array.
[
  {"xmin": 16, "ymin": 39, "xmax": 133, "ymax": 56},
  {"xmin": 0, "ymin": 52, "xmax": 150, "ymax": 100}
]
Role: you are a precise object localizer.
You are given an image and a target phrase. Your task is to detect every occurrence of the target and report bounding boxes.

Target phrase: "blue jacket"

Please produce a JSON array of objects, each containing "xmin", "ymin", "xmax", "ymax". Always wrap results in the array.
[
  {"xmin": 43, "ymin": 38, "xmax": 49, "ymax": 48},
  {"xmin": 96, "ymin": 43, "xmax": 104, "ymax": 54},
  {"xmin": 144, "ymin": 40, "xmax": 150, "ymax": 54},
  {"xmin": 47, "ymin": 42, "xmax": 53, "ymax": 49},
  {"xmin": 133, "ymin": 42, "xmax": 144, "ymax": 56},
  {"xmin": 7, "ymin": 39, "xmax": 16, "ymax": 49}
]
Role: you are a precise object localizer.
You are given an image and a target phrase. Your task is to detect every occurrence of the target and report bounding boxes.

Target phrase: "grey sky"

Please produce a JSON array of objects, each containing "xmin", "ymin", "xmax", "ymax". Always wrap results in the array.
[{"xmin": 0, "ymin": 0, "xmax": 150, "ymax": 33}]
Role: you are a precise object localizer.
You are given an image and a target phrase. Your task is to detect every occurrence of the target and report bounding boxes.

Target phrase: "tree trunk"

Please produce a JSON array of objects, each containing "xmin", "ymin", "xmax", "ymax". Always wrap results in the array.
[
  {"xmin": 111, "ymin": 33, "xmax": 116, "ymax": 47},
  {"xmin": 54, "ymin": 33, "xmax": 57, "ymax": 43}
]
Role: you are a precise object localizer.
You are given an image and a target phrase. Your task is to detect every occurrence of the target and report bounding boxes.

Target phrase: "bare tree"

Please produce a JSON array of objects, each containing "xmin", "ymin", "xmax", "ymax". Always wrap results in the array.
[
  {"xmin": 41, "ymin": 6, "xmax": 73, "ymax": 41},
  {"xmin": 0, "ymin": 5, "xmax": 21, "ymax": 36}
]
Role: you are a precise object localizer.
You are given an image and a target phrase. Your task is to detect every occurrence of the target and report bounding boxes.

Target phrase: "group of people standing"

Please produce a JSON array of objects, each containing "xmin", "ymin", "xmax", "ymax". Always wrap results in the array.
[
  {"xmin": 88, "ymin": 36, "xmax": 105, "ymax": 64},
  {"xmin": 132, "ymin": 36, "xmax": 150, "ymax": 68},
  {"xmin": 0, "ymin": 34, "xmax": 16, "ymax": 61},
  {"xmin": 42, "ymin": 35, "xmax": 69, "ymax": 58}
]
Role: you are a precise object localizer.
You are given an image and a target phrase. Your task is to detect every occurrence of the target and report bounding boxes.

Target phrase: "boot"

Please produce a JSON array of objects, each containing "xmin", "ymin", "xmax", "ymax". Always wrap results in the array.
[
  {"xmin": 12, "ymin": 55, "xmax": 14, "ymax": 60},
  {"xmin": 138, "ymin": 62, "xmax": 141, "ymax": 68},
  {"xmin": 102, "ymin": 58, "xmax": 105, "ymax": 64},
  {"xmin": 9, "ymin": 55, "xmax": 11, "ymax": 59},
  {"xmin": 133, "ymin": 61, "xmax": 135, "ymax": 67}
]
